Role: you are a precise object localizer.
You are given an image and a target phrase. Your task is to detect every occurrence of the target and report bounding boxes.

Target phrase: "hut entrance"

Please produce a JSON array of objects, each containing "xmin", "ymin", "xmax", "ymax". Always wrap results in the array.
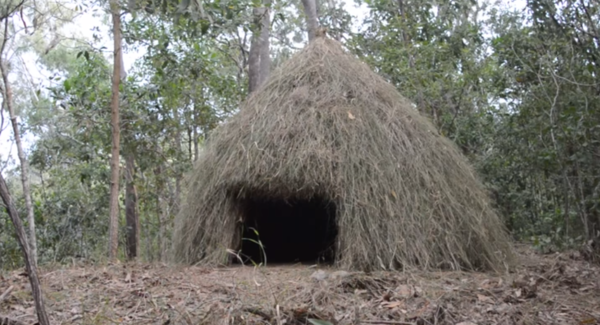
[{"xmin": 237, "ymin": 196, "xmax": 337, "ymax": 265}]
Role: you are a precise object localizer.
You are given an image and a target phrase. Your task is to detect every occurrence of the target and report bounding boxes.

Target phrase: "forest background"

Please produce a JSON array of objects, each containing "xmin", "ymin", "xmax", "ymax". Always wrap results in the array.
[{"xmin": 1, "ymin": 0, "xmax": 599, "ymax": 268}]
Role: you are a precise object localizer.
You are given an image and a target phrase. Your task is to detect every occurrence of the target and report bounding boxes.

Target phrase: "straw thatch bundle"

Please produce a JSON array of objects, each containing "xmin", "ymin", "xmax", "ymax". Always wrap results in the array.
[{"xmin": 172, "ymin": 34, "xmax": 515, "ymax": 272}]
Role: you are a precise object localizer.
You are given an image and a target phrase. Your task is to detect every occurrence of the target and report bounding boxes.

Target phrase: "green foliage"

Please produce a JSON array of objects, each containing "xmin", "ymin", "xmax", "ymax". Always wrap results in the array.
[
  {"xmin": 350, "ymin": 0, "xmax": 600, "ymax": 251},
  {"xmin": 242, "ymin": 227, "xmax": 267, "ymax": 266},
  {"xmin": 480, "ymin": 2, "xmax": 600, "ymax": 249},
  {"xmin": 349, "ymin": 0, "xmax": 493, "ymax": 156},
  {"xmin": 0, "ymin": 208, "xmax": 23, "ymax": 268},
  {"xmin": 23, "ymin": 50, "xmax": 114, "ymax": 264},
  {"xmin": 1, "ymin": 2, "xmax": 244, "ymax": 267},
  {"xmin": 3, "ymin": 0, "xmax": 600, "ymax": 268},
  {"xmin": 127, "ymin": 0, "xmax": 258, "ymax": 40}
]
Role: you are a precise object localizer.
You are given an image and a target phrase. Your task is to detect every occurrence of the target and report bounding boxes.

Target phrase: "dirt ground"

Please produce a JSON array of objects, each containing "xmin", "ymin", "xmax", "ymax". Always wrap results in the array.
[{"xmin": 1, "ymin": 245, "xmax": 599, "ymax": 325}]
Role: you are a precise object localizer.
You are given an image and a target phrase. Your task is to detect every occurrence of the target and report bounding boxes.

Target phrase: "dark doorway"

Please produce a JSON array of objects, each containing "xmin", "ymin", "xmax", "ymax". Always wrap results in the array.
[{"xmin": 237, "ymin": 196, "xmax": 337, "ymax": 265}]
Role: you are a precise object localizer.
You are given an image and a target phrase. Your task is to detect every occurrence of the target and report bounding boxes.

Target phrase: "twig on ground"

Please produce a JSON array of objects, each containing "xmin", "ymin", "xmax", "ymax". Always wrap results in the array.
[
  {"xmin": 243, "ymin": 307, "xmax": 272, "ymax": 322},
  {"xmin": 0, "ymin": 314, "xmax": 27, "ymax": 325},
  {"xmin": 68, "ymin": 315, "xmax": 82, "ymax": 322},
  {"xmin": 360, "ymin": 321, "xmax": 416, "ymax": 325},
  {"xmin": 276, "ymin": 304, "xmax": 282, "ymax": 325},
  {"xmin": 0, "ymin": 286, "xmax": 13, "ymax": 301}
]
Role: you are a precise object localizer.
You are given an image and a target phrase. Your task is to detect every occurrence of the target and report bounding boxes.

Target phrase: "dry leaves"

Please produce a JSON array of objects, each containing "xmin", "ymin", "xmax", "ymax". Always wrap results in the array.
[{"xmin": 0, "ymin": 246, "xmax": 599, "ymax": 324}]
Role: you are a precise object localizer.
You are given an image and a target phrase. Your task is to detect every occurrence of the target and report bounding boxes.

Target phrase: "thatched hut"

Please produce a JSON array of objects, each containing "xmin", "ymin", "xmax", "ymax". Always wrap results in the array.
[{"xmin": 172, "ymin": 34, "xmax": 514, "ymax": 272}]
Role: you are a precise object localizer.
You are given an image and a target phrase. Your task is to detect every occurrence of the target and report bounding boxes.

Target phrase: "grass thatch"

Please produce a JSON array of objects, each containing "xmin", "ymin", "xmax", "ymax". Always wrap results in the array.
[{"xmin": 172, "ymin": 34, "xmax": 515, "ymax": 272}]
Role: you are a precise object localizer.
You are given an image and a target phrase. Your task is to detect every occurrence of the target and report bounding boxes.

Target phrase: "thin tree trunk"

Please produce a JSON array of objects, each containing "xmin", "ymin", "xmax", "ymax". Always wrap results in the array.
[
  {"xmin": 258, "ymin": 0, "xmax": 271, "ymax": 86},
  {"xmin": 108, "ymin": 0, "xmax": 123, "ymax": 260},
  {"xmin": 0, "ymin": 18, "xmax": 38, "ymax": 268},
  {"xmin": 396, "ymin": 0, "xmax": 413, "ymax": 63},
  {"xmin": 125, "ymin": 153, "xmax": 139, "ymax": 260},
  {"xmin": 193, "ymin": 127, "xmax": 199, "ymax": 160},
  {"xmin": 174, "ymin": 176, "xmax": 181, "ymax": 216},
  {"xmin": 159, "ymin": 191, "xmax": 169, "ymax": 261},
  {"xmin": 193, "ymin": 102, "xmax": 199, "ymax": 160},
  {"xmin": 248, "ymin": 0, "xmax": 272, "ymax": 93},
  {"xmin": 301, "ymin": 0, "xmax": 319, "ymax": 42},
  {"xmin": 187, "ymin": 126, "xmax": 193, "ymax": 160},
  {"xmin": 173, "ymin": 107, "xmax": 182, "ymax": 215},
  {"xmin": 0, "ymin": 175, "xmax": 49, "ymax": 325},
  {"xmin": 153, "ymin": 163, "xmax": 169, "ymax": 261},
  {"xmin": 143, "ymin": 171, "xmax": 153, "ymax": 261},
  {"xmin": 248, "ymin": 8, "xmax": 262, "ymax": 94}
]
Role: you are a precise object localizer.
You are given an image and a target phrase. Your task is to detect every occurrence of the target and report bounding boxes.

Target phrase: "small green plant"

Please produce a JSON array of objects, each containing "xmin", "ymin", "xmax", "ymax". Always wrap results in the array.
[{"xmin": 241, "ymin": 227, "xmax": 267, "ymax": 267}]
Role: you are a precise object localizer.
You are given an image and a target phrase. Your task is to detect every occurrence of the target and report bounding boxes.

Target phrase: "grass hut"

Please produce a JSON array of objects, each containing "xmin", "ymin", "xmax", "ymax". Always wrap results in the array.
[{"xmin": 172, "ymin": 34, "xmax": 514, "ymax": 272}]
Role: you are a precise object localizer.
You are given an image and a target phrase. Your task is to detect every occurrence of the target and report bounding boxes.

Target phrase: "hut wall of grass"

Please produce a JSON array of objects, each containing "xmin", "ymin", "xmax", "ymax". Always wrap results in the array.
[{"xmin": 172, "ymin": 35, "xmax": 515, "ymax": 272}]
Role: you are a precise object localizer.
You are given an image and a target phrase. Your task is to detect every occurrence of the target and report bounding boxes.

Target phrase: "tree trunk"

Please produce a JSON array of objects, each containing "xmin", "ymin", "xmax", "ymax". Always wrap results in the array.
[
  {"xmin": 193, "ymin": 100, "xmax": 199, "ymax": 159},
  {"xmin": 125, "ymin": 153, "xmax": 139, "ymax": 260},
  {"xmin": 396, "ymin": 0, "xmax": 414, "ymax": 68},
  {"xmin": 0, "ymin": 58, "xmax": 38, "ymax": 268},
  {"xmin": 187, "ymin": 126, "xmax": 193, "ymax": 160},
  {"xmin": 173, "ymin": 107, "xmax": 182, "ymax": 216},
  {"xmin": 193, "ymin": 126, "xmax": 199, "ymax": 160},
  {"xmin": 154, "ymin": 164, "xmax": 169, "ymax": 261},
  {"xmin": 0, "ymin": 175, "xmax": 49, "ymax": 325},
  {"xmin": 1, "ymin": 7, "xmax": 38, "ymax": 266},
  {"xmin": 248, "ymin": 0, "xmax": 272, "ymax": 93},
  {"xmin": 142, "ymin": 171, "xmax": 153, "ymax": 261},
  {"xmin": 248, "ymin": 9, "xmax": 262, "ymax": 94},
  {"xmin": 301, "ymin": 0, "xmax": 319, "ymax": 42},
  {"xmin": 258, "ymin": 0, "xmax": 271, "ymax": 86},
  {"xmin": 108, "ymin": 0, "xmax": 123, "ymax": 261}
]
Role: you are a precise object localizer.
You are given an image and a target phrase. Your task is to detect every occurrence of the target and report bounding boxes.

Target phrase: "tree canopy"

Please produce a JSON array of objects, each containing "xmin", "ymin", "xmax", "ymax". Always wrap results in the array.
[{"xmin": 1, "ymin": 0, "xmax": 599, "ymax": 268}]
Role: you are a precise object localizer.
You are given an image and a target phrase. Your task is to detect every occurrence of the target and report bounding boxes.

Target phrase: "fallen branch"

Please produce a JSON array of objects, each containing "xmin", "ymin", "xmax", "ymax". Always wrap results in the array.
[
  {"xmin": 0, "ymin": 286, "xmax": 13, "ymax": 301},
  {"xmin": 360, "ymin": 321, "xmax": 416, "ymax": 325},
  {"xmin": 0, "ymin": 315, "xmax": 27, "ymax": 325},
  {"xmin": 243, "ymin": 307, "xmax": 273, "ymax": 322}
]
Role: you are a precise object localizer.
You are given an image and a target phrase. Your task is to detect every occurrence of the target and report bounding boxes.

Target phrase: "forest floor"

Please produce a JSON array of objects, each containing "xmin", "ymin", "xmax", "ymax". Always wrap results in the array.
[{"xmin": 1, "ymin": 245, "xmax": 599, "ymax": 325}]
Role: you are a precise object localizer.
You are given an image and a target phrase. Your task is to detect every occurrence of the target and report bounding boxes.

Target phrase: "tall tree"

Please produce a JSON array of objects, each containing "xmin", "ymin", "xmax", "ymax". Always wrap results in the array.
[
  {"xmin": 0, "ymin": 3, "xmax": 48, "ymax": 323},
  {"xmin": 0, "ymin": 0, "xmax": 39, "ymax": 267},
  {"xmin": 0, "ymin": 174, "xmax": 49, "ymax": 325},
  {"xmin": 248, "ymin": 0, "xmax": 272, "ymax": 93},
  {"xmin": 301, "ymin": 0, "xmax": 319, "ymax": 41},
  {"xmin": 248, "ymin": 13, "xmax": 262, "ymax": 93},
  {"xmin": 125, "ymin": 153, "xmax": 139, "ymax": 259},
  {"xmin": 258, "ymin": 0, "xmax": 272, "ymax": 86},
  {"xmin": 154, "ymin": 161, "xmax": 169, "ymax": 261},
  {"xmin": 108, "ymin": 0, "xmax": 124, "ymax": 260}
]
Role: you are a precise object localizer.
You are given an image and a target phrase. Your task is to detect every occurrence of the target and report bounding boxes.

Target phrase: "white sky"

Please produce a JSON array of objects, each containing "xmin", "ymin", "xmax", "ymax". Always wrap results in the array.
[
  {"xmin": 1, "ymin": 0, "xmax": 525, "ymax": 172},
  {"xmin": 0, "ymin": 3, "xmax": 138, "ymax": 170}
]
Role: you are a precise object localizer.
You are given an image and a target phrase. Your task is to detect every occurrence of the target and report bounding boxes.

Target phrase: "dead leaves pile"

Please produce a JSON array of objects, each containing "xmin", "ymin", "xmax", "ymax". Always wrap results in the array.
[{"xmin": 0, "ymin": 246, "xmax": 599, "ymax": 325}]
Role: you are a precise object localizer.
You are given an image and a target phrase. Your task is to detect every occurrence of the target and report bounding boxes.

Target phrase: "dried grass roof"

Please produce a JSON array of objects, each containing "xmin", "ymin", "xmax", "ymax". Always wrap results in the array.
[{"xmin": 172, "ymin": 35, "xmax": 515, "ymax": 272}]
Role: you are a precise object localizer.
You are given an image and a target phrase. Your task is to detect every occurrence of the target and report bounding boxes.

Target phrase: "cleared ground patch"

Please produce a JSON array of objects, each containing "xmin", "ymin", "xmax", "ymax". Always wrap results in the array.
[{"xmin": 1, "ymin": 245, "xmax": 599, "ymax": 325}]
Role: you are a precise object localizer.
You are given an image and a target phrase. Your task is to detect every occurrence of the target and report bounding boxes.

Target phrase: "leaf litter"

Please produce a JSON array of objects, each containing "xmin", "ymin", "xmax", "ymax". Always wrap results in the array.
[{"xmin": 0, "ymin": 245, "xmax": 599, "ymax": 325}]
